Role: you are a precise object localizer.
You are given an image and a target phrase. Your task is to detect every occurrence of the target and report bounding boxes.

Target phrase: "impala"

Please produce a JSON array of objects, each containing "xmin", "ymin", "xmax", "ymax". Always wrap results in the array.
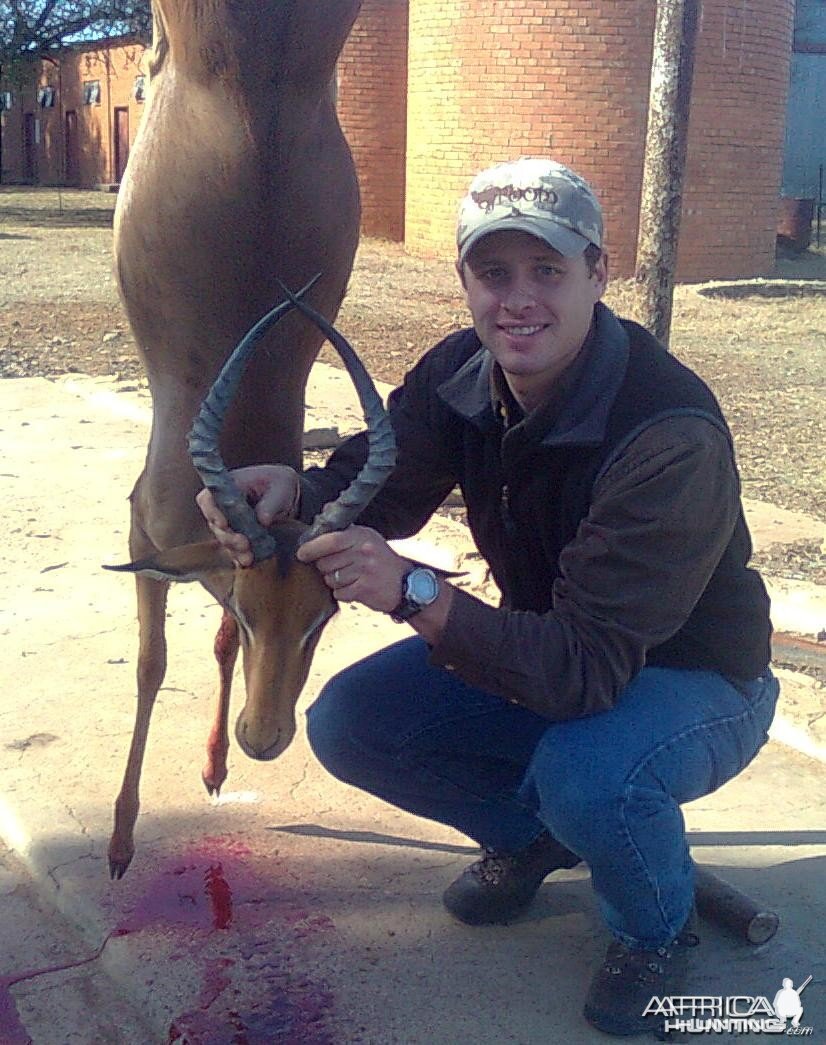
[{"xmin": 106, "ymin": 0, "xmax": 379, "ymax": 879}]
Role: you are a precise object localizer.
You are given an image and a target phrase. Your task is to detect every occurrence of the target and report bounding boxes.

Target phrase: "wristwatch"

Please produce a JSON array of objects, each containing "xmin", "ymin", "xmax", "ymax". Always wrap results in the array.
[{"xmin": 390, "ymin": 567, "xmax": 440, "ymax": 623}]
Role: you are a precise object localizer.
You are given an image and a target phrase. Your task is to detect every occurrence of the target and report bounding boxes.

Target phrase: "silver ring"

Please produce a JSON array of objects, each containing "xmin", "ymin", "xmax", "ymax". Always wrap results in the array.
[{"xmin": 333, "ymin": 569, "xmax": 341, "ymax": 586}]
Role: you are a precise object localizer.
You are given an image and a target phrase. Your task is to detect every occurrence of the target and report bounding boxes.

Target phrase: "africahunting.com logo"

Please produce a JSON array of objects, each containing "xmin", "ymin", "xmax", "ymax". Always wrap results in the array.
[{"xmin": 644, "ymin": 975, "xmax": 814, "ymax": 1035}]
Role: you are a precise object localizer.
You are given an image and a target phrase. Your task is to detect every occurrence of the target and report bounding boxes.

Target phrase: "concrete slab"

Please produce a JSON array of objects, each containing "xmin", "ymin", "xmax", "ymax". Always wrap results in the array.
[{"xmin": 1, "ymin": 372, "xmax": 825, "ymax": 1043}]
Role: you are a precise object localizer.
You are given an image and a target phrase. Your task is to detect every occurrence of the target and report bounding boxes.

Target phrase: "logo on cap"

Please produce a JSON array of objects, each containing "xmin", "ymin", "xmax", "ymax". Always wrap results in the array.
[
  {"xmin": 472, "ymin": 184, "xmax": 559, "ymax": 213},
  {"xmin": 457, "ymin": 157, "xmax": 603, "ymax": 262}
]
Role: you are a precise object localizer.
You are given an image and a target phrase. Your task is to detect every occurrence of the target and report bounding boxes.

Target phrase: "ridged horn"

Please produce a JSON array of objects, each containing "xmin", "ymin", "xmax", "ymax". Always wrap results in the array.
[
  {"xmin": 187, "ymin": 274, "xmax": 321, "ymax": 562},
  {"xmin": 274, "ymin": 280, "xmax": 397, "ymax": 544}
]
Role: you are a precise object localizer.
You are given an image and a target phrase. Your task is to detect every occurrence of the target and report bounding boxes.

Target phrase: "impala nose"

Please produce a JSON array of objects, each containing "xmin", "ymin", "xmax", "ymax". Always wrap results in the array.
[{"xmin": 234, "ymin": 714, "xmax": 293, "ymax": 761}]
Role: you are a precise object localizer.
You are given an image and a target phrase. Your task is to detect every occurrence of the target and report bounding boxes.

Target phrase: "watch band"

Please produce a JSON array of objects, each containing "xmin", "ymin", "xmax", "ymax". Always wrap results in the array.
[{"xmin": 390, "ymin": 598, "xmax": 422, "ymax": 623}]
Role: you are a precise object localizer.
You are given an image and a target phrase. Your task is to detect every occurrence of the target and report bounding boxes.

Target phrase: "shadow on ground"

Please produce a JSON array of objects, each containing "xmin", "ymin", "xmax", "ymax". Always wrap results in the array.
[
  {"xmin": 698, "ymin": 280, "xmax": 826, "ymax": 300},
  {"xmin": 0, "ymin": 204, "xmax": 114, "ymax": 229}
]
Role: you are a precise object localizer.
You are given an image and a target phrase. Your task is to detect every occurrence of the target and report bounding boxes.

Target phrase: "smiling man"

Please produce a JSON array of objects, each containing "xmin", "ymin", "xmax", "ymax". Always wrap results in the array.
[
  {"xmin": 197, "ymin": 158, "xmax": 777, "ymax": 1037},
  {"xmin": 460, "ymin": 228, "xmax": 606, "ymax": 410}
]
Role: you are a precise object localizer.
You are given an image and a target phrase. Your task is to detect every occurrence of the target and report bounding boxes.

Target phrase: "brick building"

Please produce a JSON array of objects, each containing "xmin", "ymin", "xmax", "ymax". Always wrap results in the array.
[
  {"xmin": 1, "ymin": 1, "xmax": 796, "ymax": 280},
  {"xmin": 338, "ymin": 0, "xmax": 795, "ymax": 280},
  {"xmin": 0, "ymin": 37, "xmax": 149, "ymax": 189}
]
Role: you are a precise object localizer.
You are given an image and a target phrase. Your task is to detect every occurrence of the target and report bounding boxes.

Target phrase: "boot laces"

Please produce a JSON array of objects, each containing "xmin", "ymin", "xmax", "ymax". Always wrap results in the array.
[
  {"xmin": 472, "ymin": 848, "xmax": 517, "ymax": 885},
  {"xmin": 603, "ymin": 929, "xmax": 698, "ymax": 985}
]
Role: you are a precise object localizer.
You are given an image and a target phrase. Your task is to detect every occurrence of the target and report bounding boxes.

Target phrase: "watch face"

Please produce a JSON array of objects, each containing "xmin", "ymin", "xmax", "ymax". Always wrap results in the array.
[{"xmin": 406, "ymin": 567, "xmax": 439, "ymax": 606}]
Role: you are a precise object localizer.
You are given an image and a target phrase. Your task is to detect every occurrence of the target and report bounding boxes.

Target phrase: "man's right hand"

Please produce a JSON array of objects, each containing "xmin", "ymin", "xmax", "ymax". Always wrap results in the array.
[{"xmin": 195, "ymin": 464, "xmax": 300, "ymax": 567}]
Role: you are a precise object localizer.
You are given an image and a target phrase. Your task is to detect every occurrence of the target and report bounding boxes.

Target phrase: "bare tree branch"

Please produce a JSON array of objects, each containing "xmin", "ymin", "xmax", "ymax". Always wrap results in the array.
[{"xmin": 1, "ymin": 0, "xmax": 151, "ymax": 78}]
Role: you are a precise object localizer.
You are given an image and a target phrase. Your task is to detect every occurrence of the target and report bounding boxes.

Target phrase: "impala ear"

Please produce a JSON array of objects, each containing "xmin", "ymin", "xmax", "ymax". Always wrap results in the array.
[{"xmin": 103, "ymin": 539, "xmax": 237, "ymax": 582}]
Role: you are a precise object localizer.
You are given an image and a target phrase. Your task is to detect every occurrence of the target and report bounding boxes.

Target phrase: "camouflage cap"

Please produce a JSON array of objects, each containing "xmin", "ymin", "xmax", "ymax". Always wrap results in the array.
[{"xmin": 457, "ymin": 157, "xmax": 603, "ymax": 263}]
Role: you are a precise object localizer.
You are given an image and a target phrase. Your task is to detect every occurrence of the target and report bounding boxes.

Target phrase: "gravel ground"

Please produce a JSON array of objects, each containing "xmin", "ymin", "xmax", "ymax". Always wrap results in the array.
[{"xmin": 2, "ymin": 186, "xmax": 825, "ymax": 548}]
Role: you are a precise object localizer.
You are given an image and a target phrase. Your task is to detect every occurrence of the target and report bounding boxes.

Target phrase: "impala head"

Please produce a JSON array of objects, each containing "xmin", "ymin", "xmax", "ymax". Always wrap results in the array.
[{"xmin": 107, "ymin": 277, "xmax": 396, "ymax": 761}]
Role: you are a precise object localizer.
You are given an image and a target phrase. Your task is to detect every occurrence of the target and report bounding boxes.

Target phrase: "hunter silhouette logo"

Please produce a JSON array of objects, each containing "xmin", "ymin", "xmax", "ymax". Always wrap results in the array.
[{"xmin": 773, "ymin": 976, "xmax": 812, "ymax": 1029}]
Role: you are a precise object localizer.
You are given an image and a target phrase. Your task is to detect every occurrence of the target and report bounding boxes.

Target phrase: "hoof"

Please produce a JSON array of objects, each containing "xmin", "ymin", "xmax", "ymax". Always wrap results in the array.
[
  {"xmin": 202, "ymin": 773, "xmax": 225, "ymax": 797},
  {"xmin": 108, "ymin": 842, "xmax": 134, "ymax": 880},
  {"xmin": 108, "ymin": 855, "xmax": 132, "ymax": 880}
]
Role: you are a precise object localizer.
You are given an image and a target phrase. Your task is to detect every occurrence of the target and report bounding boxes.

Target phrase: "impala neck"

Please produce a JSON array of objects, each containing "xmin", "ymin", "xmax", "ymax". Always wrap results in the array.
[{"xmin": 151, "ymin": 0, "xmax": 361, "ymax": 92}]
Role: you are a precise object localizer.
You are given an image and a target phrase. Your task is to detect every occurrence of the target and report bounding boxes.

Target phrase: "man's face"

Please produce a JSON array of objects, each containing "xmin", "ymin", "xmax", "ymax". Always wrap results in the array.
[{"xmin": 459, "ymin": 230, "xmax": 607, "ymax": 409}]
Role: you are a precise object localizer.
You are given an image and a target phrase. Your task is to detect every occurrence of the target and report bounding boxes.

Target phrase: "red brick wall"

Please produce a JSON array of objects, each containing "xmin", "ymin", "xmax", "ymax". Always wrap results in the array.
[
  {"xmin": 406, "ymin": 1, "xmax": 655, "ymax": 273},
  {"xmin": 405, "ymin": 0, "xmax": 795, "ymax": 281},
  {"xmin": 680, "ymin": 0, "xmax": 795, "ymax": 279},
  {"xmin": 339, "ymin": 0, "xmax": 408, "ymax": 240}
]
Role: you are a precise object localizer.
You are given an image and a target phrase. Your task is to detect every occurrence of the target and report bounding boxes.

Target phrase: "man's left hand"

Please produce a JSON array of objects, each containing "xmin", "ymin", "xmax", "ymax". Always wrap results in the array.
[{"xmin": 296, "ymin": 525, "xmax": 408, "ymax": 613}]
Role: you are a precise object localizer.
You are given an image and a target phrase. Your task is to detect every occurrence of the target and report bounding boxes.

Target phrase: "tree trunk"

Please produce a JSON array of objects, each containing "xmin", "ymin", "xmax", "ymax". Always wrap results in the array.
[{"xmin": 633, "ymin": 0, "xmax": 700, "ymax": 347}]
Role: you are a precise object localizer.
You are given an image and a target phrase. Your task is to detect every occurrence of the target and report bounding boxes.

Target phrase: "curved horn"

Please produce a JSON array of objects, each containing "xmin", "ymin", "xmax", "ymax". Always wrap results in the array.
[
  {"xmin": 274, "ymin": 280, "xmax": 397, "ymax": 544},
  {"xmin": 187, "ymin": 273, "xmax": 322, "ymax": 562}
]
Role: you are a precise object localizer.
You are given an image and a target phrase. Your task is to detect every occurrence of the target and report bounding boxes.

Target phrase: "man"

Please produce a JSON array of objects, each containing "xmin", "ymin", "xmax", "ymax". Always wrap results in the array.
[{"xmin": 198, "ymin": 158, "xmax": 778, "ymax": 1037}]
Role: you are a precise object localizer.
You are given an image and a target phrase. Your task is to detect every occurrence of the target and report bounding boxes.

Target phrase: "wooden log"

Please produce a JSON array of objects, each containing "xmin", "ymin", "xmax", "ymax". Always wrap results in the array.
[{"xmin": 694, "ymin": 865, "xmax": 779, "ymax": 944}]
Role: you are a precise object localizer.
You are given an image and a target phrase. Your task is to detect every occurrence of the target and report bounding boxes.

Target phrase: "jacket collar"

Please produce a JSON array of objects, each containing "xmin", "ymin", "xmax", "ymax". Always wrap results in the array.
[
  {"xmin": 433, "ymin": 331, "xmax": 494, "ymax": 427},
  {"xmin": 436, "ymin": 301, "xmax": 630, "ymax": 447}
]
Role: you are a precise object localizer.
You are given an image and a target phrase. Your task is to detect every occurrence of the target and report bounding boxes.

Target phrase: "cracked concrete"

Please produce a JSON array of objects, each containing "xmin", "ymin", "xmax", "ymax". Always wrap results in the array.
[
  {"xmin": 289, "ymin": 764, "xmax": 311, "ymax": 800},
  {"xmin": 0, "ymin": 371, "xmax": 824, "ymax": 1043},
  {"xmin": 0, "ymin": 839, "xmax": 155, "ymax": 1045}
]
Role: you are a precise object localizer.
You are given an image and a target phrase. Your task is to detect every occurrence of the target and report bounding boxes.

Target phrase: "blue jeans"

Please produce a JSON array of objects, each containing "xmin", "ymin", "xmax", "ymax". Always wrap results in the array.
[{"xmin": 306, "ymin": 637, "xmax": 778, "ymax": 949}]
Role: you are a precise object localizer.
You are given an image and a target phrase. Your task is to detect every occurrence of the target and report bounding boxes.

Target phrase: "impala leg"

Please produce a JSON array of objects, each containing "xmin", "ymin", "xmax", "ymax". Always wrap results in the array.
[
  {"xmin": 108, "ymin": 572, "xmax": 169, "ymax": 880},
  {"xmin": 202, "ymin": 610, "xmax": 240, "ymax": 796}
]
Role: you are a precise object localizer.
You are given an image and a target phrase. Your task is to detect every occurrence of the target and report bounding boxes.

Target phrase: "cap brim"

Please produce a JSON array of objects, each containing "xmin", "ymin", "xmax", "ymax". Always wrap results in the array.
[{"xmin": 458, "ymin": 216, "xmax": 591, "ymax": 264}]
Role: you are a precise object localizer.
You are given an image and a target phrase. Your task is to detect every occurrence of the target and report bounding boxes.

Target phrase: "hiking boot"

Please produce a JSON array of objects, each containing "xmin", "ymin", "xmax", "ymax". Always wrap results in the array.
[
  {"xmin": 583, "ymin": 910, "xmax": 700, "ymax": 1038},
  {"xmin": 442, "ymin": 832, "xmax": 581, "ymax": 925}
]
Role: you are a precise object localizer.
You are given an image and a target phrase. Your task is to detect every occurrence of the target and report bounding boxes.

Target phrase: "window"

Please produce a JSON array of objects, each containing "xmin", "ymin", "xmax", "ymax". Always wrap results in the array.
[
  {"xmin": 83, "ymin": 80, "xmax": 101, "ymax": 105},
  {"xmin": 133, "ymin": 75, "xmax": 146, "ymax": 102},
  {"xmin": 0, "ymin": 91, "xmax": 12, "ymax": 112},
  {"xmin": 37, "ymin": 86, "xmax": 56, "ymax": 108}
]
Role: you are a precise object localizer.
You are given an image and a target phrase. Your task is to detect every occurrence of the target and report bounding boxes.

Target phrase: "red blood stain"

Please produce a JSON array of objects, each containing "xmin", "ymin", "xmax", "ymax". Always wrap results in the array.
[
  {"xmin": 204, "ymin": 864, "xmax": 233, "ymax": 930},
  {"xmin": 115, "ymin": 839, "xmax": 257, "ymax": 938},
  {"xmin": 2, "ymin": 837, "xmax": 340, "ymax": 1044},
  {"xmin": 168, "ymin": 964, "xmax": 338, "ymax": 1045},
  {"xmin": 213, "ymin": 613, "xmax": 237, "ymax": 663},
  {"xmin": 167, "ymin": 957, "xmax": 237, "ymax": 1044},
  {"xmin": 155, "ymin": 840, "xmax": 339, "ymax": 1044}
]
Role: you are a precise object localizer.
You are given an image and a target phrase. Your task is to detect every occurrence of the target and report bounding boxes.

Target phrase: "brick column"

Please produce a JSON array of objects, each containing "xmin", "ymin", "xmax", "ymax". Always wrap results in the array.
[
  {"xmin": 339, "ymin": 0, "xmax": 409, "ymax": 241},
  {"xmin": 404, "ymin": 0, "xmax": 794, "ymax": 280}
]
